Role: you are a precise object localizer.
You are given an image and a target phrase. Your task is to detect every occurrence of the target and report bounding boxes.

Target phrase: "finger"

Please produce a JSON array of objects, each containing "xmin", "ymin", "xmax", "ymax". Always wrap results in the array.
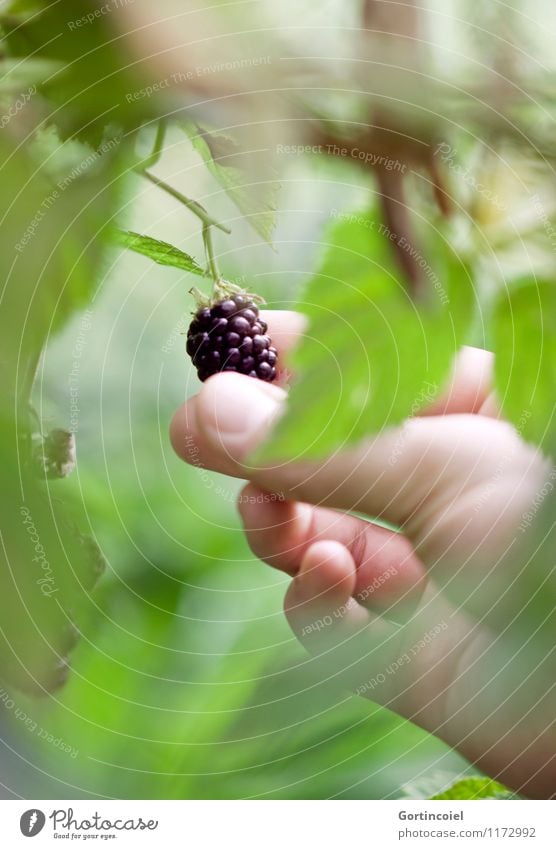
[
  {"xmin": 170, "ymin": 370, "xmax": 536, "ymax": 533},
  {"xmin": 283, "ymin": 540, "xmax": 372, "ymax": 641},
  {"xmin": 237, "ymin": 483, "xmax": 427, "ymax": 615},
  {"xmin": 258, "ymin": 309, "xmax": 306, "ymax": 385},
  {"xmin": 421, "ymin": 346, "xmax": 498, "ymax": 417},
  {"xmin": 169, "ymin": 377, "xmax": 285, "ymax": 478},
  {"xmin": 283, "ymin": 541, "xmax": 398, "ymax": 690},
  {"xmin": 259, "ymin": 309, "xmax": 306, "ymax": 356}
]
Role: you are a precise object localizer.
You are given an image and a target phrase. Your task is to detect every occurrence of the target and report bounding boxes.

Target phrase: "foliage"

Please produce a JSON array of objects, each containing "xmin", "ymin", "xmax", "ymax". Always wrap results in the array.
[
  {"xmin": 111, "ymin": 230, "xmax": 207, "ymax": 276},
  {"xmin": 431, "ymin": 778, "xmax": 518, "ymax": 801},
  {"xmin": 261, "ymin": 212, "xmax": 473, "ymax": 458}
]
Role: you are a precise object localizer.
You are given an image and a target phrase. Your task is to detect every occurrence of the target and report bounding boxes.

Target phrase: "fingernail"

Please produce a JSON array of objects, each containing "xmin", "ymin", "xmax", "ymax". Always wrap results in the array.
[{"xmin": 200, "ymin": 373, "xmax": 284, "ymax": 460}]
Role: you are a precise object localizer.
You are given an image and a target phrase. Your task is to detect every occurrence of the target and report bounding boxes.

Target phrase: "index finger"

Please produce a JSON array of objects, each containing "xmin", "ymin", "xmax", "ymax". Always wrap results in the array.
[{"xmin": 259, "ymin": 309, "xmax": 307, "ymax": 385}]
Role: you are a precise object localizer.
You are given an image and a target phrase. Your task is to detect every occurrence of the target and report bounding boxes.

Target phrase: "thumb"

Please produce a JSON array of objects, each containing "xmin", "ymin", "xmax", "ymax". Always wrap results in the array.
[{"xmin": 170, "ymin": 372, "xmax": 539, "ymax": 535}]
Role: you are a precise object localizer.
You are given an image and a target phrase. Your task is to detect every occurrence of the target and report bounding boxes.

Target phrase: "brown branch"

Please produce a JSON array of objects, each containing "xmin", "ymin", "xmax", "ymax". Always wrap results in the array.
[{"xmin": 376, "ymin": 169, "xmax": 425, "ymax": 297}]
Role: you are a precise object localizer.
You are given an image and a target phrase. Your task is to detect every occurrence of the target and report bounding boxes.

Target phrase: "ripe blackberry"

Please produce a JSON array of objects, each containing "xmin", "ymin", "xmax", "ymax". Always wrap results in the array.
[{"xmin": 186, "ymin": 287, "xmax": 278, "ymax": 383}]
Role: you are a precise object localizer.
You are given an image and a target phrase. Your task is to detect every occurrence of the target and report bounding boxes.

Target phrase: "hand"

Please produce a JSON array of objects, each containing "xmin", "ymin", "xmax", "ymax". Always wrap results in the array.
[{"xmin": 170, "ymin": 310, "xmax": 556, "ymax": 798}]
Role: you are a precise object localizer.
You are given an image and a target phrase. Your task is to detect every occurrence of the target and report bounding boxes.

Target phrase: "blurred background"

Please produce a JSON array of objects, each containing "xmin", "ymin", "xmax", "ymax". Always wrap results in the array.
[{"xmin": 2, "ymin": 135, "xmax": 468, "ymax": 799}]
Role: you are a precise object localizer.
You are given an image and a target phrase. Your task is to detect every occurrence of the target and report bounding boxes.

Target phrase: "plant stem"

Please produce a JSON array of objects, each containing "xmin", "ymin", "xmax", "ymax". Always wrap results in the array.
[
  {"xmin": 202, "ymin": 223, "xmax": 221, "ymax": 284},
  {"xmin": 140, "ymin": 170, "xmax": 231, "ymax": 234},
  {"xmin": 140, "ymin": 119, "xmax": 167, "ymax": 170}
]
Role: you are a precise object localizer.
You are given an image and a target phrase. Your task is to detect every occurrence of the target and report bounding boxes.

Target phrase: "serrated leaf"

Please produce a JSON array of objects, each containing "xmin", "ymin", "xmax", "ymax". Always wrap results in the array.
[
  {"xmin": 261, "ymin": 211, "xmax": 474, "ymax": 459},
  {"xmin": 493, "ymin": 279, "xmax": 556, "ymax": 450},
  {"xmin": 185, "ymin": 123, "xmax": 278, "ymax": 244},
  {"xmin": 431, "ymin": 777, "xmax": 518, "ymax": 800},
  {"xmin": 111, "ymin": 230, "xmax": 206, "ymax": 276}
]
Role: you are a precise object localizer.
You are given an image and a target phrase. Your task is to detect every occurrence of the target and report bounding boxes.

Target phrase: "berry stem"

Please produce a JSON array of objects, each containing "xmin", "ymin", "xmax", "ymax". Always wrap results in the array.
[
  {"xmin": 139, "ymin": 119, "xmax": 167, "ymax": 170},
  {"xmin": 202, "ymin": 223, "xmax": 221, "ymax": 285},
  {"xmin": 139, "ymin": 171, "xmax": 231, "ymax": 234}
]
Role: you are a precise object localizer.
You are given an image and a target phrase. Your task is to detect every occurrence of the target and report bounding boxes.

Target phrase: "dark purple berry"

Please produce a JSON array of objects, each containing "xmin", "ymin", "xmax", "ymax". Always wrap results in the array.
[
  {"xmin": 241, "ymin": 308, "xmax": 257, "ymax": 324},
  {"xmin": 211, "ymin": 317, "xmax": 228, "ymax": 333},
  {"xmin": 228, "ymin": 315, "xmax": 250, "ymax": 335},
  {"xmin": 240, "ymin": 336, "xmax": 253, "ymax": 354},
  {"xmin": 252, "ymin": 334, "xmax": 269, "ymax": 354},
  {"xmin": 225, "ymin": 348, "xmax": 241, "ymax": 366},
  {"xmin": 198, "ymin": 307, "xmax": 212, "ymax": 326},
  {"xmin": 226, "ymin": 332, "xmax": 241, "ymax": 347},
  {"xmin": 257, "ymin": 362, "xmax": 273, "ymax": 380},
  {"xmin": 187, "ymin": 292, "xmax": 278, "ymax": 383},
  {"xmin": 216, "ymin": 299, "xmax": 237, "ymax": 317}
]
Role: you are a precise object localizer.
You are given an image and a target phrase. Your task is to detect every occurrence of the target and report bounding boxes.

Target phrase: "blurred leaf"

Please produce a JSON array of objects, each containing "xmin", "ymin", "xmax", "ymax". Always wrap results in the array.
[
  {"xmin": 493, "ymin": 280, "xmax": 556, "ymax": 449},
  {"xmin": 431, "ymin": 777, "xmax": 518, "ymax": 800},
  {"xmin": 261, "ymin": 211, "xmax": 474, "ymax": 459},
  {"xmin": 185, "ymin": 123, "xmax": 279, "ymax": 244},
  {"xmin": 2, "ymin": 1, "xmax": 153, "ymax": 144},
  {"xmin": 0, "ymin": 124, "xmax": 125, "ymax": 693},
  {"xmin": 0, "ymin": 58, "xmax": 62, "ymax": 91},
  {"xmin": 111, "ymin": 230, "xmax": 206, "ymax": 276}
]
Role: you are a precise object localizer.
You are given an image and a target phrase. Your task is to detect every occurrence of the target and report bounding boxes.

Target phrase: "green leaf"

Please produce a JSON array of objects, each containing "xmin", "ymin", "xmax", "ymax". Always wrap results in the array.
[
  {"xmin": 261, "ymin": 211, "xmax": 474, "ymax": 459},
  {"xmin": 0, "ymin": 58, "xmax": 63, "ymax": 91},
  {"xmin": 0, "ymin": 123, "xmax": 125, "ymax": 693},
  {"xmin": 111, "ymin": 230, "xmax": 206, "ymax": 276},
  {"xmin": 2, "ymin": 1, "xmax": 154, "ymax": 145},
  {"xmin": 431, "ymin": 777, "xmax": 518, "ymax": 800},
  {"xmin": 493, "ymin": 279, "xmax": 556, "ymax": 450},
  {"xmin": 185, "ymin": 123, "xmax": 279, "ymax": 244}
]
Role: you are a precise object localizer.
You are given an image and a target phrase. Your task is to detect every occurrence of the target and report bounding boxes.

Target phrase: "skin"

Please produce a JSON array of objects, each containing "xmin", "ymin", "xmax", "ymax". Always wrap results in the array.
[{"xmin": 170, "ymin": 310, "xmax": 556, "ymax": 799}]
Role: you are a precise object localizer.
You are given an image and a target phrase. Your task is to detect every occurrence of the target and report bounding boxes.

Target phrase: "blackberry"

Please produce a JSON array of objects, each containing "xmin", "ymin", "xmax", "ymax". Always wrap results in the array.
[{"xmin": 186, "ymin": 288, "xmax": 278, "ymax": 383}]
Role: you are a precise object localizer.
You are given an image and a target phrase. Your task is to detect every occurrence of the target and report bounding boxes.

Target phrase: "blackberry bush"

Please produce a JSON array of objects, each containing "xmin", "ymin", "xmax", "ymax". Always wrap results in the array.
[{"xmin": 186, "ymin": 285, "xmax": 278, "ymax": 382}]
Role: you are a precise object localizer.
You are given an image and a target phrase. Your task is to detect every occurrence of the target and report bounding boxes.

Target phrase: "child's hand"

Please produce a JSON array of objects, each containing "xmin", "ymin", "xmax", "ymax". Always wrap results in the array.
[{"xmin": 170, "ymin": 311, "xmax": 556, "ymax": 798}]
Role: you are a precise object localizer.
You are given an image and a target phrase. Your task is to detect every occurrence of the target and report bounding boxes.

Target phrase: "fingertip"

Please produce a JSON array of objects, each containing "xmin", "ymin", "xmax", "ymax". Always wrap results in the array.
[
  {"xmin": 296, "ymin": 540, "xmax": 357, "ymax": 604},
  {"xmin": 169, "ymin": 397, "xmax": 199, "ymax": 461},
  {"xmin": 260, "ymin": 309, "xmax": 307, "ymax": 344},
  {"xmin": 195, "ymin": 371, "xmax": 285, "ymax": 462}
]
